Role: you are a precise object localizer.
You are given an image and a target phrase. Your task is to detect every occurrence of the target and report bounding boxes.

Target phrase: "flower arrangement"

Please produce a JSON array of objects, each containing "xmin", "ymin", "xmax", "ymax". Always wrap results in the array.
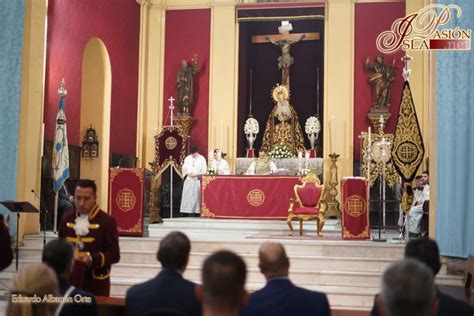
[
  {"xmin": 208, "ymin": 167, "xmax": 217, "ymax": 175},
  {"xmin": 269, "ymin": 144, "xmax": 294, "ymax": 159},
  {"xmin": 305, "ymin": 116, "xmax": 321, "ymax": 135},
  {"xmin": 300, "ymin": 168, "xmax": 311, "ymax": 176},
  {"xmin": 244, "ymin": 117, "xmax": 259, "ymax": 135}
]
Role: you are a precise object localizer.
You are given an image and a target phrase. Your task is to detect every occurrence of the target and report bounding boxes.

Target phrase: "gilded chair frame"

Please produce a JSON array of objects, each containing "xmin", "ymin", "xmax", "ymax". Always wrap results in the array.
[{"xmin": 287, "ymin": 173, "xmax": 326, "ymax": 236}]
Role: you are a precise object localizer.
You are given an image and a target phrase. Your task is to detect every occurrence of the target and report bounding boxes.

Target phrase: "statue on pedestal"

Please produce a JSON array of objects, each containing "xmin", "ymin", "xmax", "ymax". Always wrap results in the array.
[
  {"xmin": 176, "ymin": 54, "xmax": 199, "ymax": 115},
  {"xmin": 261, "ymin": 85, "xmax": 305, "ymax": 155}
]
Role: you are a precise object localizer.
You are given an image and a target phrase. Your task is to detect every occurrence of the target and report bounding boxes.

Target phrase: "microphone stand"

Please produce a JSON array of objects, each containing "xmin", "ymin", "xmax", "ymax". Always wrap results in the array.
[{"xmin": 31, "ymin": 189, "xmax": 48, "ymax": 247}]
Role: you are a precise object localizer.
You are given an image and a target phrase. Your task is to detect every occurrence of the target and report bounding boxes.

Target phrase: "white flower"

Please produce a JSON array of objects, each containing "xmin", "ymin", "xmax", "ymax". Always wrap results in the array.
[
  {"xmin": 305, "ymin": 116, "xmax": 321, "ymax": 135},
  {"xmin": 244, "ymin": 118, "xmax": 259, "ymax": 135}
]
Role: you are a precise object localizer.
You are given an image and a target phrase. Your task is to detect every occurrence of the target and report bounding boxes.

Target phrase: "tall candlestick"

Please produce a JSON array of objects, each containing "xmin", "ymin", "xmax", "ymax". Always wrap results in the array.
[
  {"xmin": 316, "ymin": 67, "xmax": 320, "ymax": 116},
  {"xmin": 249, "ymin": 69, "xmax": 253, "ymax": 115}
]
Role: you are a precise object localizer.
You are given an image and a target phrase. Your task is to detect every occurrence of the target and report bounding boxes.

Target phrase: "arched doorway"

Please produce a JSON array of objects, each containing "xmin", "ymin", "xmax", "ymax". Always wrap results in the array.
[{"xmin": 80, "ymin": 38, "xmax": 112, "ymax": 210}]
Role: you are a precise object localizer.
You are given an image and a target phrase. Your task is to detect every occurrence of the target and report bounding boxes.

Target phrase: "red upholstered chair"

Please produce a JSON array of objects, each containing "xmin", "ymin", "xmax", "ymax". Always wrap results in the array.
[{"xmin": 287, "ymin": 173, "xmax": 326, "ymax": 236}]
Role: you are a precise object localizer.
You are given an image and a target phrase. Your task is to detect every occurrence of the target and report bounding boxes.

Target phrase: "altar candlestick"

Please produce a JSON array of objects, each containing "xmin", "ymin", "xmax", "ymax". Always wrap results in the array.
[
  {"xmin": 298, "ymin": 151, "xmax": 303, "ymax": 160},
  {"xmin": 305, "ymin": 151, "xmax": 310, "ymax": 169}
]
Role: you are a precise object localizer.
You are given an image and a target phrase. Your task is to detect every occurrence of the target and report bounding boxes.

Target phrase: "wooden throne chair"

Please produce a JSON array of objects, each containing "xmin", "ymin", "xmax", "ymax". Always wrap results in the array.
[{"xmin": 287, "ymin": 173, "xmax": 326, "ymax": 236}]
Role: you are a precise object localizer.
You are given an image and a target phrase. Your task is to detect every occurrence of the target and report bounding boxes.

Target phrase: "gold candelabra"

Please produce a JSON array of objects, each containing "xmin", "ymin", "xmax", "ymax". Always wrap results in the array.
[{"xmin": 325, "ymin": 153, "xmax": 340, "ymax": 218}]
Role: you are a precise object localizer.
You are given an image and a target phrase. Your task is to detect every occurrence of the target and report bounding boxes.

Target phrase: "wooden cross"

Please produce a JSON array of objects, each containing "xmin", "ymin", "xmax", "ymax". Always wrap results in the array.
[{"xmin": 252, "ymin": 31, "xmax": 320, "ymax": 88}]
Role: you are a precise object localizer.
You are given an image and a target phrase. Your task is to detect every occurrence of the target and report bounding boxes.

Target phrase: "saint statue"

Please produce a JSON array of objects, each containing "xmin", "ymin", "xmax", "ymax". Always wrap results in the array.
[
  {"xmin": 261, "ymin": 85, "xmax": 305, "ymax": 155},
  {"xmin": 365, "ymin": 56, "xmax": 396, "ymax": 109},
  {"xmin": 176, "ymin": 54, "xmax": 199, "ymax": 115}
]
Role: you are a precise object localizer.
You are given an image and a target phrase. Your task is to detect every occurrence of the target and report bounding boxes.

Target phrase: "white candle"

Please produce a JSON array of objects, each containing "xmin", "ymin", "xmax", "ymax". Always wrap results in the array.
[
  {"xmin": 220, "ymin": 120, "xmax": 223, "ymax": 150},
  {"xmin": 305, "ymin": 151, "xmax": 310, "ymax": 160},
  {"xmin": 298, "ymin": 151, "xmax": 303, "ymax": 160},
  {"xmin": 40, "ymin": 123, "xmax": 44, "ymax": 157},
  {"xmin": 331, "ymin": 116, "xmax": 335, "ymax": 153},
  {"xmin": 368, "ymin": 126, "xmax": 371, "ymax": 149}
]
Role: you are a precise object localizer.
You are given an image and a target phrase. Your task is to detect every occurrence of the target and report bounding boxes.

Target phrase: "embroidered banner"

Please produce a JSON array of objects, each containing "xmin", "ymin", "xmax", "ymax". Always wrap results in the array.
[
  {"xmin": 153, "ymin": 126, "xmax": 187, "ymax": 178},
  {"xmin": 109, "ymin": 168, "xmax": 150, "ymax": 236},
  {"xmin": 341, "ymin": 177, "xmax": 370, "ymax": 240}
]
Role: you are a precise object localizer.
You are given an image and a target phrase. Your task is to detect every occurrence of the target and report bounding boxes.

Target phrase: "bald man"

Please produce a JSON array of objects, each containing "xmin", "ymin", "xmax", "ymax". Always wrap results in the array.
[{"xmin": 241, "ymin": 242, "xmax": 331, "ymax": 316}]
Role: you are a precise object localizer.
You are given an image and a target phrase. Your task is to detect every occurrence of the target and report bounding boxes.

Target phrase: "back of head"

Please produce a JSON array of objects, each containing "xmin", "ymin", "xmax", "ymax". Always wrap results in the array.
[
  {"xmin": 157, "ymin": 231, "xmax": 191, "ymax": 270},
  {"xmin": 190, "ymin": 146, "xmax": 199, "ymax": 154},
  {"xmin": 258, "ymin": 242, "xmax": 289, "ymax": 279},
  {"xmin": 8, "ymin": 263, "xmax": 59, "ymax": 316},
  {"xmin": 42, "ymin": 238, "xmax": 74, "ymax": 277},
  {"xmin": 202, "ymin": 250, "xmax": 247, "ymax": 311},
  {"xmin": 75, "ymin": 179, "xmax": 97, "ymax": 195},
  {"xmin": 381, "ymin": 259, "xmax": 436, "ymax": 316},
  {"xmin": 404, "ymin": 238, "xmax": 441, "ymax": 276}
]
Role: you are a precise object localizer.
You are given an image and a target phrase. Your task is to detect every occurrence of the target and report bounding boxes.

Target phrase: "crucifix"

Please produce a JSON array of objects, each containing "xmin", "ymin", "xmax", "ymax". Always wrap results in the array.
[
  {"xmin": 252, "ymin": 21, "xmax": 320, "ymax": 88},
  {"xmin": 168, "ymin": 96, "xmax": 175, "ymax": 126}
]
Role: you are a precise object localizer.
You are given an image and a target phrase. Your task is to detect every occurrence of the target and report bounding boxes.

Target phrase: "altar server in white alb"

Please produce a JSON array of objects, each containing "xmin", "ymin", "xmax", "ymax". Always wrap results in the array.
[
  {"xmin": 180, "ymin": 146, "xmax": 207, "ymax": 216},
  {"xmin": 209, "ymin": 148, "xmax": 230, "ymax": 175}
]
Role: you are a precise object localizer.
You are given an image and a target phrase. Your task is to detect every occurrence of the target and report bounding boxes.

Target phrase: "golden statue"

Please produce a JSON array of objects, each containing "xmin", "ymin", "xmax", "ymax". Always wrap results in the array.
[{"xmin": 261, "ymin": 85, "xmax": 305, "ymax": 155}]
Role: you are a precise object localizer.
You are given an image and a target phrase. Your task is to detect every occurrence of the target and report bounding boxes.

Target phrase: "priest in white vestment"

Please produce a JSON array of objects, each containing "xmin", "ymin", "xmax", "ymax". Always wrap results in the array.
[
  {"xmin": 180, "ymin": 146, "xmax": 207, "ymax": 216},
  {"xmin": 246, "ymin": 149, "xmax": 278, "ymax": 175},
  {"xmin": 209, "ymin": 149, "xmax": 230, "ymax": 175}
]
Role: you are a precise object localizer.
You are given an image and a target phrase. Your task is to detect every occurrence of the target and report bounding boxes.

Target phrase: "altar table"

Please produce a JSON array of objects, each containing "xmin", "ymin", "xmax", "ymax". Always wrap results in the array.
[
  {"xmin": 201, "ymin": 175, "xmax": 302, "ymax": 219},
  {"xmin": 236, "ymin": 158, "xmax": 323, "ymax": 176}
]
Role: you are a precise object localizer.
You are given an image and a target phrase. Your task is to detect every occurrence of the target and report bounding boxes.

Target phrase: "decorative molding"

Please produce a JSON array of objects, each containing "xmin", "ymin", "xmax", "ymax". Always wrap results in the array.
[{"xmin": 354, "ymin": 0, "xmax": 405, "ymax": 3}]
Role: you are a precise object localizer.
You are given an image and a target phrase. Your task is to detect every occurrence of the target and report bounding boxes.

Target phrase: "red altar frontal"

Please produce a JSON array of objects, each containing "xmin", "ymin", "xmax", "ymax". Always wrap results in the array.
[
  {"xmin": 201, "ymin": 176, "xmax": 302, "ymax": 219},
  {"xmin": 109, "ymin": 168, "xmax": 151, "ymax": 236}
]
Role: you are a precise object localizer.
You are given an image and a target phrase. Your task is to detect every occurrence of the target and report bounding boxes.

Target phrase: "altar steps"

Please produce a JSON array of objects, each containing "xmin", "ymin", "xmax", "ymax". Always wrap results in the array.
[{"xmin": 0, "ymin": 218, "xmax": 465, "ymax": 311}]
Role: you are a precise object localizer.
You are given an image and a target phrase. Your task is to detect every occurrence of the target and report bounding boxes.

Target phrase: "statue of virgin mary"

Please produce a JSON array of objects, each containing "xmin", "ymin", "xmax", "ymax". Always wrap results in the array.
[{"xmin": 261, "ymin": 85, "xmax": 305, "ymax": 155}]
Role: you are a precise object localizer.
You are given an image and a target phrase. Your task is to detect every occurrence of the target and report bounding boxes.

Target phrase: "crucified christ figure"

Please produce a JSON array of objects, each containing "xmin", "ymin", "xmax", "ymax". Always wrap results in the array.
[{"xmin": 266, "ymin": 34, "xmax": 305, "ymax": 86}]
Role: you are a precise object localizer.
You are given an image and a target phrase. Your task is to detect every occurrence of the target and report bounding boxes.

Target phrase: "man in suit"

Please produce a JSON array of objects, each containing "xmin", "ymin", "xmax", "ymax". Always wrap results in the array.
[
  {"xmin": 241, "ymin": 242, "xmax": 331, "ymax": 316},
  {"xmin": 58, "ymin": 179, "xmax": 120, "ymax": 296},
  {"xmin": 42, "ymin": 238, "xmax": 98, "ymax": 316},
  {"xmin": 371, "ymin": 238, "xmax": 473, "ymax": 316},
  {"xmin": 199, "ymin": 250, "xmax": 247, "ymax": 316},
  {"xmin": 376, "ymin": 259, "xmax": 438, "ymax": 316},
  {"xmin": 126, "ymin": 231, "xmax": 201, "ymax": 316}
]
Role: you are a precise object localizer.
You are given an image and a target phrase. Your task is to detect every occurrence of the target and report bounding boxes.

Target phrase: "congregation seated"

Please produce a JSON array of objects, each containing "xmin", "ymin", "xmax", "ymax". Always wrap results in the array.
[
  {"xmin": 246, "ymin": 149, "xmax": 278, "ymax": 175},
  {"xmin": 241, "ymin": 242, "xmax": 330, "ymax": 316},
  {"xmin": 371, "ymin": 238, "xmax": 473, "ymax": 316},
  {"xmin": 42, "ymin": 238, "xmax": 98, "ymax": 316},
  {"xmin": 126, "ymin": 231, "xmax": 202, "ymax": 316},
  {"xmin": 199, "ymin": 250, "xmax": 248, "ymax": 316},
  {"xmin": 374, "ymin": 259, "xmax": 438, "ymax": 316},
  {"xmin": 7, "ymin": 263, "xmax": 59, "ymax": 316}
]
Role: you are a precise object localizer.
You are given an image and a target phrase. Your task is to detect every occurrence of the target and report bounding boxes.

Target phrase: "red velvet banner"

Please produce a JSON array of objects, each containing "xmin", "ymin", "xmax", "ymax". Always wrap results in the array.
[
  {"xmin": 201, "ymin": 176, "xmax": 301, "ymax": 219},
  {"xmin": 109, "ymin": 168, "xmax": 145, "ymax": 236},
  {"xmin": 341, "ymin": 177, "xmax": 370, "ymax": 240},
  {"xmin": 154, "ymin": 126, "xmax": 186, "ymax": 177}
]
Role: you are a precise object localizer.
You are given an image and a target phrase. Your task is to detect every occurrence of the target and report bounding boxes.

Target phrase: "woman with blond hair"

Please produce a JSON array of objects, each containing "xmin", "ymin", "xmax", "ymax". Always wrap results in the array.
[{"xmin": 7, "ymin": 263, "xmax": 59, "ymax": 316}]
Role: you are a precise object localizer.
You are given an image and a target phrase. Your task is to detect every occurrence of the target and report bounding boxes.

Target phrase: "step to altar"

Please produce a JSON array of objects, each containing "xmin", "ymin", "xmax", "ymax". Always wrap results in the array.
[{"xmin": 1, "ymin": 218, "xmax": 465, "ymax": 311}]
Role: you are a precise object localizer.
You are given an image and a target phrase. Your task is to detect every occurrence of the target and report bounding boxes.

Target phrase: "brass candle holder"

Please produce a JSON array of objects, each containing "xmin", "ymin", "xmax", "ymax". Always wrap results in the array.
[{"xmin": 325, "ymin": 153, "xmax": 340, "ymax": 218}]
